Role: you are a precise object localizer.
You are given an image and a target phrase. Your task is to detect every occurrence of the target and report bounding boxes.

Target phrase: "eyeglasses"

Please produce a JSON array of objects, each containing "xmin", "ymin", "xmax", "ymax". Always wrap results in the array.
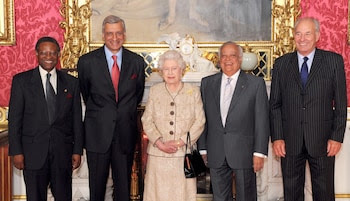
[{"xmin": 38, "ymin": 51, "xmax": 59, "ymax": 57}]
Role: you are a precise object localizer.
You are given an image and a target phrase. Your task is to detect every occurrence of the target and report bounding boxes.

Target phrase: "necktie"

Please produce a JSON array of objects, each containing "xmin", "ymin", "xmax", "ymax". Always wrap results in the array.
[
  {"xmin": 221, "ymin": 78, "xmax": 233, "ymax": 126},
  {"xmin": 46, "ymin": 73, "xmax": 56, "ymax": 124},
  {"xmin": 111, "ymin": 55, "xmax": 120, "ymax": 101},
  {"xmin": 300, "ymin": 57, "xmax": 309, "ymax": 88}
]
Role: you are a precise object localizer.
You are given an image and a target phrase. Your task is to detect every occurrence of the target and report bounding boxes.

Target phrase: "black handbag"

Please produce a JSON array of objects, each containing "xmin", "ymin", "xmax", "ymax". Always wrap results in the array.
[{"xmin": 184, "ymin": 132, "xmax": 206, "ymax": 178}]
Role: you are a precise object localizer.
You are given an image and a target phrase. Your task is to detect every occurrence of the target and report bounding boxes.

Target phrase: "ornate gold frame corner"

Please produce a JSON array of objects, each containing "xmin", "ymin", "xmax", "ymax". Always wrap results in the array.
[
  {"xmin": 60, "ymin": 0, "xmax": 300, "ymax": 80},
  {"xmin": 0, "ymin": 107, "xmax": 8, "ymax": 132},
  {"xmin": 59, "ymin": 0, "xmax": 91, "ymax": 75},
  {"xmin": 0, "ymin": 0, "xmax": 15, "ymax": 45}
]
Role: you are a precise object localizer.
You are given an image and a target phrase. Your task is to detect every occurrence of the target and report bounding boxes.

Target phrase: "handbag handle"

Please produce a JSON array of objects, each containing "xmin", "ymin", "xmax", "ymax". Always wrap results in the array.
[{"xmin": 185, "ymin": 132, "xmax": 193, "ymax": 153}]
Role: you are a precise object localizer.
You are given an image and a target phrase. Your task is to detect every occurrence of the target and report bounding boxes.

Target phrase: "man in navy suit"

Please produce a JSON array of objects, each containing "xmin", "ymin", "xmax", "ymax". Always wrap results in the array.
[
  {"xmin": 270, "ymin": 17, "xmax": 347, "ymax": 201},
  {"xmin": 8, "ymin": 36, "xmax": 83, "ymax": 201},
  {"xmin": 77, "ymin": 15, "xmax": 145, "ymax": 201}
]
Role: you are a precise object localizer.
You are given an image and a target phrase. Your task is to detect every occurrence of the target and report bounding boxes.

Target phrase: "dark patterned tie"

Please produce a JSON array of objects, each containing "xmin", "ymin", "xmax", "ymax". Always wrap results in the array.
[
  {"xmin": 46, "ymin": 73, "xmax": 56, "ymax": 124},
  {"xmin": 300, "ymin": 57, "xmax": 309, "ymax": 88}
]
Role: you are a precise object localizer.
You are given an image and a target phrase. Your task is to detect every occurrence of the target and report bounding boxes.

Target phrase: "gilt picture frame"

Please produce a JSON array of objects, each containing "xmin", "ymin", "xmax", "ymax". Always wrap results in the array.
[
  {"xmin": 0, "ymin": 0, "xmax": 15, "ymax": 45},
  {"xmin": 60, "ymin": 0, "xmax": 300, "ymax": 80}
]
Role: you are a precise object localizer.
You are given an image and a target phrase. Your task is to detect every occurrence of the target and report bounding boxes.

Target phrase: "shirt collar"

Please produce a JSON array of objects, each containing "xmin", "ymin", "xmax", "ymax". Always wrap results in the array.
[
  {"xmin": 38, "ymin": 66, "xmax": 57, "ymax": 78},
  {"xmin": 297, "ymin": 49, "xmax": 316, "ymax": 65},
  {"xmin": 222, "ymin": 69, "xmax": 241, "ymax": 80},
  {"xmin": 104, "ymin": 46, "xmax": 123, "ymax": 59}
]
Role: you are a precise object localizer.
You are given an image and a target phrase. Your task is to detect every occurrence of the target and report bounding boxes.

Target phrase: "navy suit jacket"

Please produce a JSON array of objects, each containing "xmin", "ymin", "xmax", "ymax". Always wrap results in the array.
[
  {"xmin": 8, "ymin": 67, "xmax": 83, "ymax": 170},
  {"xmin": 270, "ymin": 49, "xmax": 347, "ymax": 157},
  {"xmin": 77, "ymin": 46, "xmax": 145, "ymax": 154}
]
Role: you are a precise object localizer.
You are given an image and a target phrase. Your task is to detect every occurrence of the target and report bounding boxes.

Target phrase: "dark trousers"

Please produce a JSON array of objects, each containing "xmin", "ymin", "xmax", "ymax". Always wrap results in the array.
[
  {"xmin": 23, "ymin": 144, "xmax": 72, "ymax": 201},
  {"xmin": 87, "ymin": 141, "xmax": 134, "ymax": 201},
  {"xmin": 210, "ymin": 159, "xmax": 257, "ymax": 201},
  {"xmin": 281, "ymin": 145, "xmax": 335, "ymax": 201}
]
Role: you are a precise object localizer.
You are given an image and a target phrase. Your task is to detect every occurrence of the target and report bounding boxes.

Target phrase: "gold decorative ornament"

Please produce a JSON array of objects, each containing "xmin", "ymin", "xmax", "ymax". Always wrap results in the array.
[
  {"xmin": 272, "ymin": 0, "xmax": 301, "ymax": 58},
  {"xmin": 59, "ymin": 0, "xmax": 91, "ymax": 72}
]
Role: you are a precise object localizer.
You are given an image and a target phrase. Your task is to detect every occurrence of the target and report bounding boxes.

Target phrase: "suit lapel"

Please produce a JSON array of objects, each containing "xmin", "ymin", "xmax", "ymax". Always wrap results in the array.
[
  {"xmin": 97, "ymin": 46, "xmax": 115, "ymax": 92},
  {"xmin": 210, "ymin": 73, "xmax": 222, "ymax": 112},
  {"xmin": 305, "ymin": 49, "xmax": 323, "ymax": 89},
  {"xmin": 228, "ymin": 71, "xmax": 247, "ymax": 112},
  {"xmin": 56, "ymin": 71, "xmax": 67, "ymax": 121},
  {"xmin": 289, "ymin": 52, "xmax": 303, "ymax": 90},
  {"xmin": 30, "ymin": 67, "xmax": 50, "ymax": 121}
]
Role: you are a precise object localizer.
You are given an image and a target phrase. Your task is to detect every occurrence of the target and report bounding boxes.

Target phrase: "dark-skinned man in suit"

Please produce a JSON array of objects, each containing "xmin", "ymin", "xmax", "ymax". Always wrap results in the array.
[
  {"xmin": 8, "ymin": 36, "xmax": 83, "ymax": 201},
  {"xmin": 270, "ymin": 17, "xmax": 347, "ymax": 201},
  {"xmin": 77, "ymin": 15, "xmax": 145, "ymax": 201}
]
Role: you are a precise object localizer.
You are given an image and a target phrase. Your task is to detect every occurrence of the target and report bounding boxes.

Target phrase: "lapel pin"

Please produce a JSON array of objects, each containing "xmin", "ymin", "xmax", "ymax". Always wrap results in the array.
[{"xmin": 64, "ymin": 89, "xmax": 68, "ymax": 92}]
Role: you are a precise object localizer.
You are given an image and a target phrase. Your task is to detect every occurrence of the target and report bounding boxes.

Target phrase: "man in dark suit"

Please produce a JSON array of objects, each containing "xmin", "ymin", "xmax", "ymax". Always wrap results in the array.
[
  {"xmin": 8, "ymin": 36, "xmax": 83, "ymax": 201},
  {"xmin": 77, "ymin": 15, "xmax": 145, "ymax": 201},
  {"xmin": 270, "ymin": 17, "xmax": 347, "ymax": 201},
  {"xmin": 198, "ymin": 41, "xmax": 270, "ymax": 201}
]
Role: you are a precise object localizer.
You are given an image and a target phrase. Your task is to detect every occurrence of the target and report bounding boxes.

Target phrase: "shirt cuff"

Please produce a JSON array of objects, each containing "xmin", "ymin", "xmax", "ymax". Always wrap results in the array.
[
  {"xmin": 199, "ymin": 150, "xmax": 207, "ymax": 155},
  {"xmin": 253, "ymin": 152, "xmax": 267, "ymax": 158}
]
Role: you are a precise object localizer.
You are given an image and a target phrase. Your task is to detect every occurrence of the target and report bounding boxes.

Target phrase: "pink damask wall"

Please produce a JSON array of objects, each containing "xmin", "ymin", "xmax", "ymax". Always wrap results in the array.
[
  {"xmin": 0, "ymin": 0, "xmax": 350, "ymax": 106},
  {"xmin": 0, "ymin": 0, "xmax": 63, "ymax": 106},
  {"xmin": 300, "ymin": 0, "xmax": 350, "ymax": 102}
]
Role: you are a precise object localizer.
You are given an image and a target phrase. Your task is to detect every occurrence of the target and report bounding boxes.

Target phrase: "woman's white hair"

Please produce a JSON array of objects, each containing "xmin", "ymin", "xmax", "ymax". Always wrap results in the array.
[{"xmin": 158, "ymin": 50, "xmax": 186, "ymax": 70}]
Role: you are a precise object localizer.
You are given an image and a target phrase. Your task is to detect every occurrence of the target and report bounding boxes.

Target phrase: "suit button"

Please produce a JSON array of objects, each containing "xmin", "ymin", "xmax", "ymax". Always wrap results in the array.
[
  {"xmin": 302, "ymin": 107, "xmax": 306, "ymax": 110},
  {"xmin": 169, "ymin": 131, "xmax": 174, "ymax": 135},
  {"xmin": 170, "ymin": 111, "xmax": 174, "ymax": 115},
  {"xmin": 170, "ymin": 102, "xmax": 175, "ymax": 106},
  {"xmin": 170, "ymin": 121, "xmax": 174, "ymax": 125}
]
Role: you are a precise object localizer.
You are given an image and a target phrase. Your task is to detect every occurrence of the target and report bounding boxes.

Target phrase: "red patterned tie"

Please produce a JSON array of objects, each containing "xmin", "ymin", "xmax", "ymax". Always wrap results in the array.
[{"xmin": 111, "ymin": 55, "xmax": 120, "ymax": 101}]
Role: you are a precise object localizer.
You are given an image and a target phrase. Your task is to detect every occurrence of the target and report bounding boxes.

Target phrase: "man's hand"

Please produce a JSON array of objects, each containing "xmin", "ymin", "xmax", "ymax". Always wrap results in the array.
[
  {"xmin": 253, "ymin": 156, "xmax": 264, "ymax": 173},
  {"xmin": 273, "ymin": 140, "xmax": 286, "ymax": 157},
  {"xmin": 72, "ymin": 154, "xmax": 81, "ymax": 170},
  {"xmin": 201, "ymin": 154, "xmax": 208, "ymax": 166},
  {"xmin": 327, "ymin": 140, "xmax": 342, "ymax": 157},
  {"xmin": 13, "ymin": 154, "xmax": 25, "ymax": 170}
]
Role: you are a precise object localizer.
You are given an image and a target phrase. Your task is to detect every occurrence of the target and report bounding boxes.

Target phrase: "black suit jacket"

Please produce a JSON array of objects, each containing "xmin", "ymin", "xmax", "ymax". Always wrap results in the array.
[
  {"xmin": 8, "ymin": 67, "xmax": 83, "ymax": 170},
  {"xmin": 198, "ymin": 71, "xmax": 270, "ymax": 169},
  {"xmin": 77, "ymin": 46, "xmax": 145, "ymax": 154},
  {"xmin": 270, "ymin": 49, "xmax": 347, "ymax": 157}
]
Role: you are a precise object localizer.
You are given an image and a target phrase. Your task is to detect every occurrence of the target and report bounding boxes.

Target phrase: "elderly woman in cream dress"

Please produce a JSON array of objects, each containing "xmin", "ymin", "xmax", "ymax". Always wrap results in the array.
[{"xmin": 141, "ymin": 50, "xmax": 205, "ymax": 201}]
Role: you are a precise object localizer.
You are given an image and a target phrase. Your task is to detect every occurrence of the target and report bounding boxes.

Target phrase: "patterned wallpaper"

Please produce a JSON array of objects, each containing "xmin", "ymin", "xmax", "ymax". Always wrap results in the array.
[
  {"xmin": 300, "ymin": 0, "xmax": 350, "ymax": 102},
  {"xmin": 0, "ymin": 0, "xmax": 349, "ymax": 106},
  {"xmin": 0, "ymin": 0, "xmax": 64, "ymax": 106}
]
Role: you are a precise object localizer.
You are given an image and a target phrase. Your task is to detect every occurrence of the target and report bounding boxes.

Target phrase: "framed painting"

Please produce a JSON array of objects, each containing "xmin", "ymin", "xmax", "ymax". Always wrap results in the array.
[
  {"xmin": 0, "ymin": 0, "xmax": 15, "ymax": 45},
  {"xmin": 90, "ymin": 0, "xmax": 272, "ymax": 43},
  {"xmin": 60, "ymin": 0, "xmax": 300, "ymax": 79}
]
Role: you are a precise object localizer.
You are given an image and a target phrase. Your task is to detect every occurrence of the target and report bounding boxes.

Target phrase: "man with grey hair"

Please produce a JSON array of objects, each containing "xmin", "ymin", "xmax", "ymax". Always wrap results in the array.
[
  {"xmin": 198, "ymin": 41, "xmax": 270, "ymax": 201},
  {"xmin": 77, "ymin": 15, "xmax": 146, "ymax": 201},
  {"xmin": 270, "ymin": 17, "xmax": 347, "ymax": 201}
]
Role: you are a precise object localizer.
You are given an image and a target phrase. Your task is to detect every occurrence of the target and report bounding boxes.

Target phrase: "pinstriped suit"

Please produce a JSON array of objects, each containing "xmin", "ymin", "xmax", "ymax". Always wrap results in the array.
[{"xmin": 270, "ymin": 48, "xmax": 347, "ymax": 201}]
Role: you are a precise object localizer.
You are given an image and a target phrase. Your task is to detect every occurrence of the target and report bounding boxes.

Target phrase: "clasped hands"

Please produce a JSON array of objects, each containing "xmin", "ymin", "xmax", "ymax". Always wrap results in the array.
[{"xmin": 155, "ymin": 139, "xmax": 185, "ymax": 154}]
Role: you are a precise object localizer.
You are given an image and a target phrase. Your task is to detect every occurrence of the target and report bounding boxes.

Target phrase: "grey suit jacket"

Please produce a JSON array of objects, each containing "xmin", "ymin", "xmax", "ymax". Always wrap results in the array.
[
  {"xmin": 198, "ymin": 71, "xmax": 270, "ymax": 169},
  {"xmin": 270, "ymin": 49, "xmax": 347, "ymax": 157}
]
